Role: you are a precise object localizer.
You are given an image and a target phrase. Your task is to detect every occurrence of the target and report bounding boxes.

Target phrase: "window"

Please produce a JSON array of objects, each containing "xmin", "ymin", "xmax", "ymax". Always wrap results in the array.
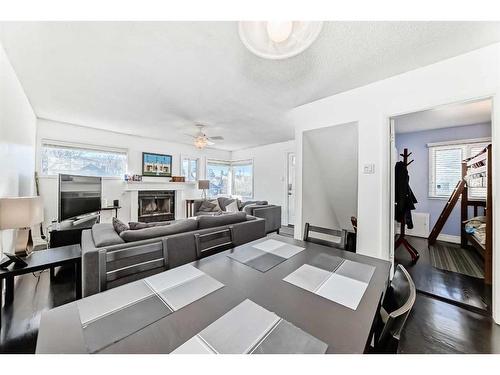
[
  {"xmin": 41, "ymin": 141, "xmax": 127, "ymax": 177},
  {"xmin": 181, "ymin": 156, "xmax": 199, "ymax": 182},
  {"xmin": 206, "ymin": 160, "xmax": 231, "ymax": 196},
  {"xmin": 428, "ymin": 139, "xmax": 489, "ymax": 200},
  {"xmin": 231, "ymin": 160, "xmax": 253, "ymax": 198},
  {"xmin": 206, "ymin": 159, "xmax": 254, "ymax": 198}
]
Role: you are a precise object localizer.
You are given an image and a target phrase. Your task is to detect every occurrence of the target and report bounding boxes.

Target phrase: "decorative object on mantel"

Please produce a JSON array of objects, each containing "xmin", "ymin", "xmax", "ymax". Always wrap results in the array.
[
  {"xmin": 124, "ymin": 174, "xmax": 143, "ymax": 182},
  {"xmin": 198, "ymin": 180, "xmax": 210, "ymax": 199},
  {"xmin": 142, "ymin": 152, "xmax": 172, "ymax": 177},
  {"xmin": 171, "ymin": 176, "xmax": 186, "ymax": 182},
  {"xmin": 0, "ymin": 196, "xmax": 44, "ymax": 257}
]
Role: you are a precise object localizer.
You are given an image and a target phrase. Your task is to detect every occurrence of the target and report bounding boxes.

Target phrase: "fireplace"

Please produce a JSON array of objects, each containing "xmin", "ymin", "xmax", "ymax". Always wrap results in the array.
[{"xmin": 138, "ymin": 190, "xmax": 175, "ymax": 222}]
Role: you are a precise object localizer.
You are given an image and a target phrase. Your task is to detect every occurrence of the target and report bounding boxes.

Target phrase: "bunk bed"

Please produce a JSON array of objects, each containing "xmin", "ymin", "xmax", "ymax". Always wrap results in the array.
[
  {"xmin": 462, "ymin": 144, "xmax": 492, "ymax": 283},
  {"xmin": 428, "ymin": 144, "xmax": 492, "ymax": 284}
]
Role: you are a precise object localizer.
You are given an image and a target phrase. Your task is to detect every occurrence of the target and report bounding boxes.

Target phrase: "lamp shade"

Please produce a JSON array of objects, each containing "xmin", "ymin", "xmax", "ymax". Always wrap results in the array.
[
  {"xmin": 198, "ymin": 180, "xmax": 210, "ymax": 190},
  {"xmin": 0, "ymin": 196, "xmax": 44, "ymax": 229}
]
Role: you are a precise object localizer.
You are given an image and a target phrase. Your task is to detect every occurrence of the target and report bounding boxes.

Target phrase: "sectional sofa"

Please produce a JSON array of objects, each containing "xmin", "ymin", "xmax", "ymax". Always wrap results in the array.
[
  {"xmin": 81, "ymin": 212, "xmax": 265, "ymax": 297},
  {"xmin": 193, "ymin": 197, "xmax": 281, "ymax": 234}
]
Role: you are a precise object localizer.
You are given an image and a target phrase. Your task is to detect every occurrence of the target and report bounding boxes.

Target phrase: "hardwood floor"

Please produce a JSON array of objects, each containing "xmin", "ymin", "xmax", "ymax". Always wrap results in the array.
[
  {"xmin": 395, "ymin": 235, "xmax": 491, "ymax": 313},
  {"xmin": 1, "ymin": 257, "xmax": 499, "ymax": 354},
  {"xmin": 400, "ymin": 293, "xmax": 500, "ymax": 354}
]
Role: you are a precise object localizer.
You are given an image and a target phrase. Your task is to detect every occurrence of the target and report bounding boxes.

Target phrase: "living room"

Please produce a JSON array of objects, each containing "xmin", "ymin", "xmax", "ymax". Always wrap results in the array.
[{"xmin": 1, "ymin": 0, "xmax": 500, "ymax": 369}]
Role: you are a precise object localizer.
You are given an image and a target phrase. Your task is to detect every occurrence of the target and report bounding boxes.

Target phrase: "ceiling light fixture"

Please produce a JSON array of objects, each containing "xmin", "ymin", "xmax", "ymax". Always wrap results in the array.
[
  {"xmin": 239, "ymin": 21, "xmax": 323, "ymax": 60},
  {"xmin": 194, "ymin": 136, "xmax": 208, "ymax": 149},
  {"xmin": 266, "ymin": 21, "xmax": 293, "ymax": 43}
]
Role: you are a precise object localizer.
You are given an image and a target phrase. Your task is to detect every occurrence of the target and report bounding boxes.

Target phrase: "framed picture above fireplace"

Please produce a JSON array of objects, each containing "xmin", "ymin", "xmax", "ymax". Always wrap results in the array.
[{"xmin": 142, "ymin": 152, "xmax": 173, "ymax": 177}]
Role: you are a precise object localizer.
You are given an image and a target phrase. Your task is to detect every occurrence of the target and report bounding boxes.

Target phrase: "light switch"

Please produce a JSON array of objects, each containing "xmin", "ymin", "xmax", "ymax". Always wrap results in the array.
[{"xmin": 363, "ymin": 164, "xmax": 375, "ymax": 174}]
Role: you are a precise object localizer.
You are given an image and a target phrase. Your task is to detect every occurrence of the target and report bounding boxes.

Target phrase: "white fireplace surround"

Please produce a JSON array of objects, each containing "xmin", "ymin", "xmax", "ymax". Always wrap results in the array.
[{"xmin": 124, "ymin": 181, "xmax": 194, "ymax": 222}]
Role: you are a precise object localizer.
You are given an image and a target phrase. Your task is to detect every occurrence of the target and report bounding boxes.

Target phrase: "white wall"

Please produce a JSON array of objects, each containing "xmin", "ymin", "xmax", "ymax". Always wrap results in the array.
[
  {"xmin": 232, "ymin": 140, "xmax": 295, "ymax": 225},
  {"xmin": 288, "ymin": 43, "xmax": 500, "ymax": 323},
  {"xmin": 36, "ymin": 119, "xmax": 231, "ymax": 228},
  {"xmin": 302, "ymin": 122, "xmax": 358, "ymax": 231},
  {"xmin": 0, "ymin": 43, "xmax": 37, "ymax": 255}
]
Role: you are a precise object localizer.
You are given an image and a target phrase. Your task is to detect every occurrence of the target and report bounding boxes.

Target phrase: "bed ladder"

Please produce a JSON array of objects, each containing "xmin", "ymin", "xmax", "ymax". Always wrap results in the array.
[{"xmin": 428, "ymin": 179, "xmax": 466, "ymax": 245}]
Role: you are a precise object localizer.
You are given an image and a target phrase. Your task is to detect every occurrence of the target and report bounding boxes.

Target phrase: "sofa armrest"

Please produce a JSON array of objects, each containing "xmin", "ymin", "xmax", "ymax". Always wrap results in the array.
[
  {"xmin": 81, "ymin": 229, "xmax": 101, "ymax": 297},
  {"xmin": 231, "ymin": 217, "xmax": 266, "ymax": 246},
  {"xmin": 252, "ymin": 206, "xmax": 282, "ymax": 233}
]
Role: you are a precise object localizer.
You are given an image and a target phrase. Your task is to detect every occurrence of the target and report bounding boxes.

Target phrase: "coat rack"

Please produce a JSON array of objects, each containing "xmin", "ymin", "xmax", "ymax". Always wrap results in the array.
[{"xmin": 395, "ymin": 148, "xmax": 420, "ymax": 263}]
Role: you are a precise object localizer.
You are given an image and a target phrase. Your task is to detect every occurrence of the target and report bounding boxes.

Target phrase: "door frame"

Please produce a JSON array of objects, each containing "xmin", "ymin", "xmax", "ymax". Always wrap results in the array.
[
  {"xmin": 387, "ymin": 96, "xmax": 495, "ymax": 314},
  {"xmin": 284, "ymin": 151, "xmax": 296, "ymax": 227}
]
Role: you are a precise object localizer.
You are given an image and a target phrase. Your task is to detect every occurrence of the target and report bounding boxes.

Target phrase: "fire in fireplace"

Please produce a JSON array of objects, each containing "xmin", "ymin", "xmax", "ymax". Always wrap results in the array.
[{"xmin": 138, "ymin": 190, "xmax": 175, "ymax": 222}]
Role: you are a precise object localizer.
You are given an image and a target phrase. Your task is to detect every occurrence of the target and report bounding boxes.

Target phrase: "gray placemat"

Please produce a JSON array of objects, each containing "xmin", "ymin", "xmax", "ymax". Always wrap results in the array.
[
  {"xmin": 252, "ymin": 320, "xmax": 328, "ymax": 354},
  {"xmin": 158, "ymin": 273, "xmax": 224, "ymax": 311},
  {"xmin": 172, "ymin": 299, "xmax": 328, "ymax": 354},
  {"xmin": 283, "ymin": 260, "xmax": 374, "ymax": 310},
  {"xmin": 83, "ymin": 294, "xmax": 172, "ymax": 353},
  {"xmin": 227, "ymin": 248, "xmax": 287, "ymax": 273}
]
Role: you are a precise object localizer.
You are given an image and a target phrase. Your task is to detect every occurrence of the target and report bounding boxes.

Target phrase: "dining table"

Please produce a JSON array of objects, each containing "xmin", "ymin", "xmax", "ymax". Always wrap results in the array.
[{"xmin": 36, "ymin": 234, "xmax": 391, "ymax": 354}]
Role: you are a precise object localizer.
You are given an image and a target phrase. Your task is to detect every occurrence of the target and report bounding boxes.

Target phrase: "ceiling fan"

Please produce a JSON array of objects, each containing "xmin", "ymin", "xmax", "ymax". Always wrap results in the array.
[{"xmin": 186, "ymin": 124, "xmax": 224, "ymax": 149}]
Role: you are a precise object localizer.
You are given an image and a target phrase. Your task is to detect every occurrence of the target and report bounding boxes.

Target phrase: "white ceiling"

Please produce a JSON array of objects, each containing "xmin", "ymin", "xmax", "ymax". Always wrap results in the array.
[
  {"xmin": 394, "ymin": 98, "xmax": 492, "ymax": 134},
  {"xmin": 1, "ymin": 21, "xmax": 500, "ymax": 151}
]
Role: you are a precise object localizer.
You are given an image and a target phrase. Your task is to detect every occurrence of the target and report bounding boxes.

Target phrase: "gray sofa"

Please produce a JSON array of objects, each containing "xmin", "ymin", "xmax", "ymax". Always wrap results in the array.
[
  {"xmin": 81, "ymin": 213, "xmax": 265, "ymax": 297},
  {"xmin": 193, "ymin": 197, "xmax": 281, "ymax": 234}
]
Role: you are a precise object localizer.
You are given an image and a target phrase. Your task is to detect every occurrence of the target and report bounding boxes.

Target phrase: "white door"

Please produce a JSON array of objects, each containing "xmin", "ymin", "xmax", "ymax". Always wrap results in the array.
[{"xmin": 287, "ymin": 153, "xmax": 296, "ymax": 225}]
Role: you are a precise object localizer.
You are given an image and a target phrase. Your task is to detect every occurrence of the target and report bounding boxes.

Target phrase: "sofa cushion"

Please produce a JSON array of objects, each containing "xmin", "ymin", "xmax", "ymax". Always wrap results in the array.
[
  {"xmin": 112, "ymin": 217, "xmax": 129, "ymax": 234},
  {"xmin": 129, "ymin": 221, "xmax": 171, "ymax": 230},
  {"xmin": 119, "ymin": 219, "xmax": 198, "ymax": 242},
  {"xmin": 92, "ymin": 223, "xmax": 126, "ymax": 247},
  {"xmin": 198, "ymin": 211, "xmax": 247, "ymax": 229}
]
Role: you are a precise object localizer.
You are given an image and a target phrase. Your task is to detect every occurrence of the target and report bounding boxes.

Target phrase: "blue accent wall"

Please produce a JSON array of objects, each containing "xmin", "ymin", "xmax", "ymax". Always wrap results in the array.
[{"xmin": 396, "ymin": 123, "xmax": 491, "ymax": 236}]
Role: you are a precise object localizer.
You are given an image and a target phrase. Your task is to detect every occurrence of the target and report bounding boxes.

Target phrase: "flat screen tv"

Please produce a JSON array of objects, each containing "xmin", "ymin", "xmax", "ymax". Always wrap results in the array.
[{"xmin": 58, "ymin": 174, "xmax": 102, "ymax": 222}]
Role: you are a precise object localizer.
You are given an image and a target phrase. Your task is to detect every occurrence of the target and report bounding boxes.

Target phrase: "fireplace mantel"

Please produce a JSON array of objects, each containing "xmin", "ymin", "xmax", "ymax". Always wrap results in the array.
[
  {"xmin": 123, "ymin": 181, "xmax": 197, "ymax": 221},
  {"xmin": 124, "ymin": 181, "xmax": 195, "ymax": 191}
]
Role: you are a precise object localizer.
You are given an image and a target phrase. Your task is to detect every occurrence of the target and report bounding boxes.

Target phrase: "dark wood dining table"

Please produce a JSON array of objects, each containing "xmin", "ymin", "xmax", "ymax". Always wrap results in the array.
[{"xmin": 36, "ymin": 234, "xmax": 391, "ymax": 354}]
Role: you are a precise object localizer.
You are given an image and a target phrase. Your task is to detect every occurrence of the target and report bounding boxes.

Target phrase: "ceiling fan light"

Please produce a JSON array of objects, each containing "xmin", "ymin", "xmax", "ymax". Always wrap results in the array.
[
  {"xmin": 266, "ymin": 21, "xmax": 293, "ymax": 43},
  {"xmin": 194, "ymin": 137, "xmax": 208, "ymax": 149}
]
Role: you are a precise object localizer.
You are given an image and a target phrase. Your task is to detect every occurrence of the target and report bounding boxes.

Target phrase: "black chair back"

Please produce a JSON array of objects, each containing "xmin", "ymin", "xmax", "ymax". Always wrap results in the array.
[
  {"xmin": 303, "ymin": 222, "xmax": 348, "ymax": 250},
  {"xmin": 99, "ymin": 240, "xmax": 167, "ymax": 291},
  {"xmin": 194, "ymin": 227, "xmax": 234, "ymax": 258},
  {"xmin": 376, "ymin": 264, "xmax": 416, "ymax": 353}
]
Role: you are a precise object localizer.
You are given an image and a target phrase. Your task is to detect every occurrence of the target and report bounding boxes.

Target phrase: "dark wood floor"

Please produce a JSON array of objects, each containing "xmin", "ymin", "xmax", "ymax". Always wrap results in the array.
[
  {"xmin": 2, "ymin": 260, "xmax": 500, "ymax": 354},
  {"xmin": 395, "ymin": 235, "xmax": 491, "ymax": 313}
]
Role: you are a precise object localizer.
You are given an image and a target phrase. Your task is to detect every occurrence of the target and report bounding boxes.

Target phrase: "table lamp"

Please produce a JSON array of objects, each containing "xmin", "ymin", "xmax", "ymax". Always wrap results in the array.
[
  {"xmin": 198, "ymin": 180, "xmax": 210, "ymax": 200},
  {"xmin": 0, "ymin": 196, "xmax": 44, "ymax": 257}
]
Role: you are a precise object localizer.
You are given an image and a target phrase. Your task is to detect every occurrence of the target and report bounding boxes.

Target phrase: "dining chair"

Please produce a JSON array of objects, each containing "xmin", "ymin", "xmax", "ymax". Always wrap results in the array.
[
  {"xmin": 98, "ymin": 240, "xmax": 167, "ymax": 291},
  {"xmin": 303, "ymin": 222, "xmax": 348, "ymax": 250},
  {"xmin": 194, "ymin": 227, "xmax": 234, "ymax": 259},
  {"xmin": 373, "ymin": 264, "xmax": 416, "ymax": 353}
]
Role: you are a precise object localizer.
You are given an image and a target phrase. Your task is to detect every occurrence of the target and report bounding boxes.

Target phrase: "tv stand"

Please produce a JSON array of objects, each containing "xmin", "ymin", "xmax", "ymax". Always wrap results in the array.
[{"xmin": 49, "ymin": 221, "xmax": 95, "ymax": 248}]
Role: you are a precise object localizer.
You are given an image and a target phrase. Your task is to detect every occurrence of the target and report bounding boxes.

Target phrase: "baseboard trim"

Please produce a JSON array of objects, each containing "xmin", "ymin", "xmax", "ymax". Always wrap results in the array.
[{"xmin": 436, "ymin": 234, "xmax": 461, "ymax": 244}]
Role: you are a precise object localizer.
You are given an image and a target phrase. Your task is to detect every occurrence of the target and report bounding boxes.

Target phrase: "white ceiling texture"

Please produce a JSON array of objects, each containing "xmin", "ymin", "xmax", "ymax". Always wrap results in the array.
[
  {"xmin": 1, "ymin": 21, "xmax": 500, "ymax": 150},
  {"xmin": 394, "ymin": 98, "xmax": 492, "ymax": 134}
]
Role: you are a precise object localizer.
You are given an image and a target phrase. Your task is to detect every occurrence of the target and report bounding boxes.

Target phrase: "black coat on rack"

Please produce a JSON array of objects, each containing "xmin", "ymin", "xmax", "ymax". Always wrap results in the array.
[
  {"xmin": 394, "ymin": 148, "xmax": 419, "ymax": 263},
  {"xmin": 395, "ymin": 161, "xmax": 418, "ymax": 229}
]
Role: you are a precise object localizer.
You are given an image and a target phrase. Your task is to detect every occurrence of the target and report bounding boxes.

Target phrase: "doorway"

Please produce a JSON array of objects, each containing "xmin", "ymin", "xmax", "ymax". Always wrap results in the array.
[{"xmin": 390, "ymin": 98, "xmax": 493, "ymax": 314}]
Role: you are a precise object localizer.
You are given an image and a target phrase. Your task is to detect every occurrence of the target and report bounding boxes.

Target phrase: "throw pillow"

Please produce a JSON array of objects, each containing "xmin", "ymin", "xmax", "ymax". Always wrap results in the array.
[
  {"xmin": 225, "ymin": 200, "xmax": 239, "ymax": 212},
  {"xmin": 209, "ymin": 198, "xmax": 222, "ymax": 212},
  {"xmin": 198, "ymin": 200, "xmax": 217, "ymax": 212},
  {"xmin": 112, "ymin": 217, "xmax": 129, "ymax": 234}
]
